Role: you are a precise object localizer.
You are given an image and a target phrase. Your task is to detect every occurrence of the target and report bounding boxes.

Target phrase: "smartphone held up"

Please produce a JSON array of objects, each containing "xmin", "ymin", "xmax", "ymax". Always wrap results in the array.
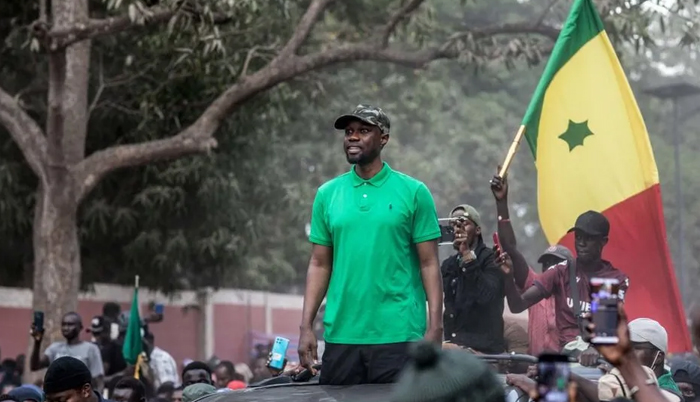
[
  {"xmin": 267, "ymin": 336, "xmax": 290, "ymax": 371},
  {"xmin": 589, "ymin": 277, "xmax": 621, "ymax": 345},
  {"xmin": 438, "ymin": 217, "xmax": 467, "ymax": 246}
]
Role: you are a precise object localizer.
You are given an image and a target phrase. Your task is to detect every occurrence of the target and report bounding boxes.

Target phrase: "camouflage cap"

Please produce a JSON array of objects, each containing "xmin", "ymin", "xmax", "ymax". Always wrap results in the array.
[{"xmin": 334, "ymin": 104, "xmax": 391, "ymax": 134}]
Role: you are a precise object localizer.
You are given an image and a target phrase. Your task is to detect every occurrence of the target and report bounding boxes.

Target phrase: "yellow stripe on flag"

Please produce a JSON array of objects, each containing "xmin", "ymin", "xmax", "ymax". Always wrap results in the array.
[{"xmin": 535, "ymin": 31, "xmax": 659, "ymax": 242}]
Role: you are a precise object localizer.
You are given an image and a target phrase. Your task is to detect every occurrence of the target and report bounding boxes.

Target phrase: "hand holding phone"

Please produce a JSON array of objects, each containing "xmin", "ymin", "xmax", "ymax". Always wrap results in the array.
[
  {"xmin": 537, "ymin": 354, "xmax": 571, "ymax": 402},
  {"xmin": 589, "ymin": 278, "xmax": 621, "ymax": 345},
  {"xmin": 492, "ymin": 232, "xmax": 502, "ymax": 251},
  {"xmin": 31, "ymin": 311, "xmax": 45, "ymax": 342},
  {"xmin": 267, "ymin": 337, "xmax": 290, "ymax": 371}
]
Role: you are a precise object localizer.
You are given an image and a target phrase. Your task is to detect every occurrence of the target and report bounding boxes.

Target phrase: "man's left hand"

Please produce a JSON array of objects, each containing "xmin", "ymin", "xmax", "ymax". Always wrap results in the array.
[
  {"xmin": 424, "ymin": 326, "xmax": 442, "ymax": 344},
  {"xmin": 579, "ymin": 346, "xmax": 601, "ymax": 367}
]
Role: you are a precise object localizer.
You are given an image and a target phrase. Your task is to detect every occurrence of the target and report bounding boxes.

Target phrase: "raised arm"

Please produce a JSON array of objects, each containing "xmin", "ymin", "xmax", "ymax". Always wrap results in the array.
[{"xmin": 491, "ymin": 173, "xmax": 529, "ymax": 288}]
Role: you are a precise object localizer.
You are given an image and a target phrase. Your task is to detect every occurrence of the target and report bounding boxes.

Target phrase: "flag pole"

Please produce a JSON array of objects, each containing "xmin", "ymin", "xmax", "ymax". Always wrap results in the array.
[
  {"xmin": 133, "ymin": 275, "xmax": 141, "ymax": 380},
  {"xmin": 498, "ymin": 125, "xmax": 526, "ymax": 178}
]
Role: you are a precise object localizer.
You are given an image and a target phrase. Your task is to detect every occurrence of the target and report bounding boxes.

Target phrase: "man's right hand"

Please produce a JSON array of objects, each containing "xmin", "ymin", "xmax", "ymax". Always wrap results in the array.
[
  {"xmin": 30, "ymin": 324, "xmax": 44, "ymax": 343},
  {"xmin": 490, "ymin": 170, "xmax": 508, "ymax": 202},
  {"xmin": 298, "ymin": 326, "xmax": 318, "ymax": 373}
]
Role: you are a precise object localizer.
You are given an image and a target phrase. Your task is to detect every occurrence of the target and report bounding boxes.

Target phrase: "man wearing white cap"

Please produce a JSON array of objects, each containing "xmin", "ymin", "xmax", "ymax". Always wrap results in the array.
[{"xmin": 598, "ymin": 318, "xmax": 683, "ymax": 401}]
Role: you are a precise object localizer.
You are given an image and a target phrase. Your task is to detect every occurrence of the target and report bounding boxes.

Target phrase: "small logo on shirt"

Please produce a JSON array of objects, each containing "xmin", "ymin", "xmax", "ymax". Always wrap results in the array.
[{"xmin": 389, "ymin": 203, "xmax": 392, "ymax": 210}]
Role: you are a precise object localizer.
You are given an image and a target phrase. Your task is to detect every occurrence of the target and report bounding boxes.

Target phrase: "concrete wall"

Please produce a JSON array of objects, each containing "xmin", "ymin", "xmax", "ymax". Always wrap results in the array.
[
  {"xmin": 0, "ymin": 283, "xmax": 528, "ymax": 371},
  {"xmin": 0, "ymin": 284, "xmax": 303, "ymax": 368}
]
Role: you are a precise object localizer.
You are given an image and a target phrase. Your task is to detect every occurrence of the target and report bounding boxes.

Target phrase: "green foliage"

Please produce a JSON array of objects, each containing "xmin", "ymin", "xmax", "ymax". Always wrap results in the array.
[{"xmin": 1, "ymin": 0, "xmax": 699, "ymax": 298}]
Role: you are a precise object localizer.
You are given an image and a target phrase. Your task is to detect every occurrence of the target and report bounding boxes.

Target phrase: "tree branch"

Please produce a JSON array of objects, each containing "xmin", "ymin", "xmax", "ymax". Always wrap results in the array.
[
  {"xmin": 454, "ymin": 21, "xmax": 561, "ymax": 42},
  {"xmin": 277, "ymin": 0, "xmax": 334, "ymax": 58},
  {"xmin": 42, "ymin": 6, "xmax": 176, "ymax": 49},
  {"xmin": 0, "ymin": 86, "xmax": 48, "ymax": 178},
  {"xmin": 72, "ymin": 129, "xmax": 217, "ymax": 202},
  {"xmin": 379, "ymin": 0, "xmax": 426, "ymax": 47},
  {"xmin": 72, "ymin": 16, "xmax": 560, "ymax": 202}
]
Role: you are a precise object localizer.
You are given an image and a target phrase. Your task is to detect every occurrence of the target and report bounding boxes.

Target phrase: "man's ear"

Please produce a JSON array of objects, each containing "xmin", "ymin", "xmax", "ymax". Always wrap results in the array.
[
  {"xmin": 600, "ymin": 236, "xmax": 609, "ymax": 247},
  {"xmin": 475, "ymin": 226, "xmax": 482, "ymax": 235},
  {"xmin": 81, "ymin": 384, "xmax": 92, "ymax": 398},
  {"xmin": 380, "ymin": 133, "xmax": 389, "ymax": 147}
]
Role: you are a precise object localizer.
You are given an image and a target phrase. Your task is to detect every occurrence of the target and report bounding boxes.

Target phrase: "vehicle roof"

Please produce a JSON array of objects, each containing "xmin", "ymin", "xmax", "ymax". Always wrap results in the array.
[{"xmin": 200, "ymin": 383, "xmax": 394, "ymax": 402}]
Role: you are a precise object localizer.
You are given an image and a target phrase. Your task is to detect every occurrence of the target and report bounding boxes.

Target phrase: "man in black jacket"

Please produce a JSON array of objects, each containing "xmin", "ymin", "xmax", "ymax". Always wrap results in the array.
[{"xmin": 441, "ymin": 204, "xmax": 505, "ymax": 354}]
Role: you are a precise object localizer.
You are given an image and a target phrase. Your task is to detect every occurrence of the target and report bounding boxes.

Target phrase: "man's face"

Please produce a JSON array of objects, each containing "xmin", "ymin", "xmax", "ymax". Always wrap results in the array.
[
  {"xmin": 172, "ymin": 389, "xmax": 183, "ymax": 402},
  {"xmin": 631, "ymin": 341, "xmax": 661, "ymax": 369},
  {"xmin": 183, "ymin": 369, "xmax": 212, "ymax": 387},
  {"xmin": 450, "ymin": 210, "xmax": 479, "ymax": 250},
  {"xmin": 677, "ymin": 382, "xmax": 697, "ymax": 401},
  {"xmin": 343, "ymin": 120, "xmax": 386, "ymax": 165},
  {"xmin": 46, "ymin": 385, "xmax": 91, "ymax": 402},
  {"xmin": 574, "ymin": 230, "xmax": 607, "ymax": 263},
  {"xmin": 539, "ymin": 256, "xmax": 564, "ymax": 271},
  {"xmin": 61, "ymin": 314, "xmax": 82, "ymax": 340},
  {"xmin": 214, "ymin": 366, "xmax": 232, "ymax": 389},
  {"xmin": 112, "ymin": 388, "xmax": 139, "ymax": 402}
]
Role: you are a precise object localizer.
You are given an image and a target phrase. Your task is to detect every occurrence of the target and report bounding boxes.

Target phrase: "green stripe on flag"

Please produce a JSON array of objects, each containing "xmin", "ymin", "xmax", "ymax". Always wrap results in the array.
[
  {"xmin": 122, "ymin": 287, "xmax": 143, "ymax": 365},
  {"xmin": 521, "ymin": 0, "xmax": 604, "ymax": 159}
]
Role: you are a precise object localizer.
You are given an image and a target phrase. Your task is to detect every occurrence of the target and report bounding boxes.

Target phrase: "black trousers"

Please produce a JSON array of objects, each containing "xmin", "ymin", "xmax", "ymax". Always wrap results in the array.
[{"xmin": 319, "ymin": 342, "xmax": 411, "ymax": 385}]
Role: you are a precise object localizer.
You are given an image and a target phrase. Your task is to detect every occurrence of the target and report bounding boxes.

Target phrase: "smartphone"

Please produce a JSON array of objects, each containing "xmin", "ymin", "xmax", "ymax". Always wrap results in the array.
[
  {"xmin": 537, "ymin": 353, "xmax": 571, "ymax": 402},
  {"xmin": 493, "ymin": 232, "xmax": 501, "ymax": 251},
  {"xmin": 589, "ymin": 277, "xmax": 621, "ymax": 344},
  {"xmin": 154, "ymin": 304, "xmax": 164, "ymax": 315},
  {"xmin": 438, "ymin": 218, "xmax": 456, "ymax": 245},
  {"xmin": 33, "ymin": 311, "xmax": 44, "ymax": 333},
  {"xmin": 267, "ymin": 337, "xmax": 290, "ymax": 370}
]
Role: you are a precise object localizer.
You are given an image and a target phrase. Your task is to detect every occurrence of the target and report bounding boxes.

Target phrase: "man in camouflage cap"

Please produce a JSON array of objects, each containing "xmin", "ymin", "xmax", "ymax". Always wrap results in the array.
[{"xmin": 298, "ymin": 104, "xmax": 443, "ymax": 385}]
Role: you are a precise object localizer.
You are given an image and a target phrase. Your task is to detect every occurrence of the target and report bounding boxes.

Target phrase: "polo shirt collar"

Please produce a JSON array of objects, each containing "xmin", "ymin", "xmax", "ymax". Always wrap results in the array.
[{"xmin": 351, "ymin": 162, "xmax": 392, "ymax": 187}]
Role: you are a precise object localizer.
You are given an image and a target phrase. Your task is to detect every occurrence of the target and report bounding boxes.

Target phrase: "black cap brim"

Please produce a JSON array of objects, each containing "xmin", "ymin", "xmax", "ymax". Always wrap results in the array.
[
  {"xmin": 334, "ymin": 114, "xmax": 377, "ymax": 130},
  {"xmin": 567, "ymin": 226, "xmax": 604, "ymax": 236}
]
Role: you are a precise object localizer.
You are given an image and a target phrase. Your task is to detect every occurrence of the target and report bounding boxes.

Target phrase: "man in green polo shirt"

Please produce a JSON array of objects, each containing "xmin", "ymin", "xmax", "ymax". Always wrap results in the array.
[{"xmin": 297, "ymin": 104, "xmax": 444, "ymax": 385}]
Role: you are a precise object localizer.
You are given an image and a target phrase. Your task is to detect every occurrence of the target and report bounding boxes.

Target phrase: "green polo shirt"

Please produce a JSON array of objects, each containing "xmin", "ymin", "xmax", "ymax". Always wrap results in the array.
[{"xmin": 309, "ymin": 162, "xmax": 440, "ymax": 344}]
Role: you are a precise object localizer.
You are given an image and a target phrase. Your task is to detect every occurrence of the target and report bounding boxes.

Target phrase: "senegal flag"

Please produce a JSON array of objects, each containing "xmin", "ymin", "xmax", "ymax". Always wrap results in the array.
[{"xmin": 522, "ymin": 0, "xmax": 690, "ymax": 352}]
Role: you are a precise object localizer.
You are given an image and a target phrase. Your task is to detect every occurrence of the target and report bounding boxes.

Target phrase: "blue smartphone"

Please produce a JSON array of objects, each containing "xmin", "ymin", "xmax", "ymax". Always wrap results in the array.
[
  {"xmin": 154, "ymin": 304, "xmax": 164, "ymax": 315},
  {"xmin": 267, "ymin": 337, "xmax": 290, "ymax": 370}
]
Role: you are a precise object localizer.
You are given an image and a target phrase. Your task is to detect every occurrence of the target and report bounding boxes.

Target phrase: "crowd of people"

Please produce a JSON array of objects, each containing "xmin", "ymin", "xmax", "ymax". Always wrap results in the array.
[
  {"xmin": 294, "ymin": 104, "xmax": 700, "ymax": 400},
  {"xmin": 3, "ymin": 103, "xmax": 700, "ymax": 402},
  {"xmin": 0, "ymin": 300, "xmax": 287, "ymax": 402}
]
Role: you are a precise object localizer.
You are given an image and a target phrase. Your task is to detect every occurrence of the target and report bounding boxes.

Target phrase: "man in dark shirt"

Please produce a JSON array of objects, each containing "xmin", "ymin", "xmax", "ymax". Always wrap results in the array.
[
  {"xmin": 441, "ymin": 204, "xmax": 505, "ymax": 354},
  {"xmin": 90, "ymin": 316, "xmax": 127, "ymax": 381},
  {"xmin": 500, "ymin": 209, "xmax": 629, "ymax": 359}
]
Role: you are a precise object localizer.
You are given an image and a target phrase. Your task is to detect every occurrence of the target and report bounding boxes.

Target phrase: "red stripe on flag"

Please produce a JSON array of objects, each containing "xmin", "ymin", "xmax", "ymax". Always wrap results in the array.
[{"xmin": 558, "ymin": 184, "xmax": 691, "ymax": 353}]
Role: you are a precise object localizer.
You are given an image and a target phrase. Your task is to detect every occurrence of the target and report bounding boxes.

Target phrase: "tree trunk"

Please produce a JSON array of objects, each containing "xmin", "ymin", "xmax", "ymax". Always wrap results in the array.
[
  {"xmin": 29, "ymin": 0, "xmax": 91, "ymax": 349},
  {"xmin": 32, "ymin": 172, "xmax": 81, "ymax": 345}
]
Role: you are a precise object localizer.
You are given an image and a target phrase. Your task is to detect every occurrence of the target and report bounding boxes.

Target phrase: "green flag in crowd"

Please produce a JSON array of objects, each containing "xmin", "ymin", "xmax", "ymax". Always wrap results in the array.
[{"xmin": 122, "ymin": 283, "xmax": 143, "ymax": 365}]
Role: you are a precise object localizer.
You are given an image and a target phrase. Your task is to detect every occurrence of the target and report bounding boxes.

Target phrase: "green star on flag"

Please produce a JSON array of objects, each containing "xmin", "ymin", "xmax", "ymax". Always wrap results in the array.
[{"xmin": 559, "ymin": 119, "xmax": 594, "ymax": 151}]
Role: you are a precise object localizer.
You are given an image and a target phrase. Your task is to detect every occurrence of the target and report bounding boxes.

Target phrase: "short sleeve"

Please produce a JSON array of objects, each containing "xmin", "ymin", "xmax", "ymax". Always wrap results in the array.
[
  {"xmin": 534, "ymin": 262, "xmax": 566, "ymax": 297},
  {"xmin": 87, "ymin": 343, "xmax": 105, "ymax": 377},
  {"xmin": 308, "ymin": 190, "xmax": 332, "ymax": 246},
  {"xmin": 44, "ymin": 342, "xmax": 58, "ymax": 362},
  {"xmin": 412, "ymin": 183, "xmax": 440, "ymax": 243}
]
